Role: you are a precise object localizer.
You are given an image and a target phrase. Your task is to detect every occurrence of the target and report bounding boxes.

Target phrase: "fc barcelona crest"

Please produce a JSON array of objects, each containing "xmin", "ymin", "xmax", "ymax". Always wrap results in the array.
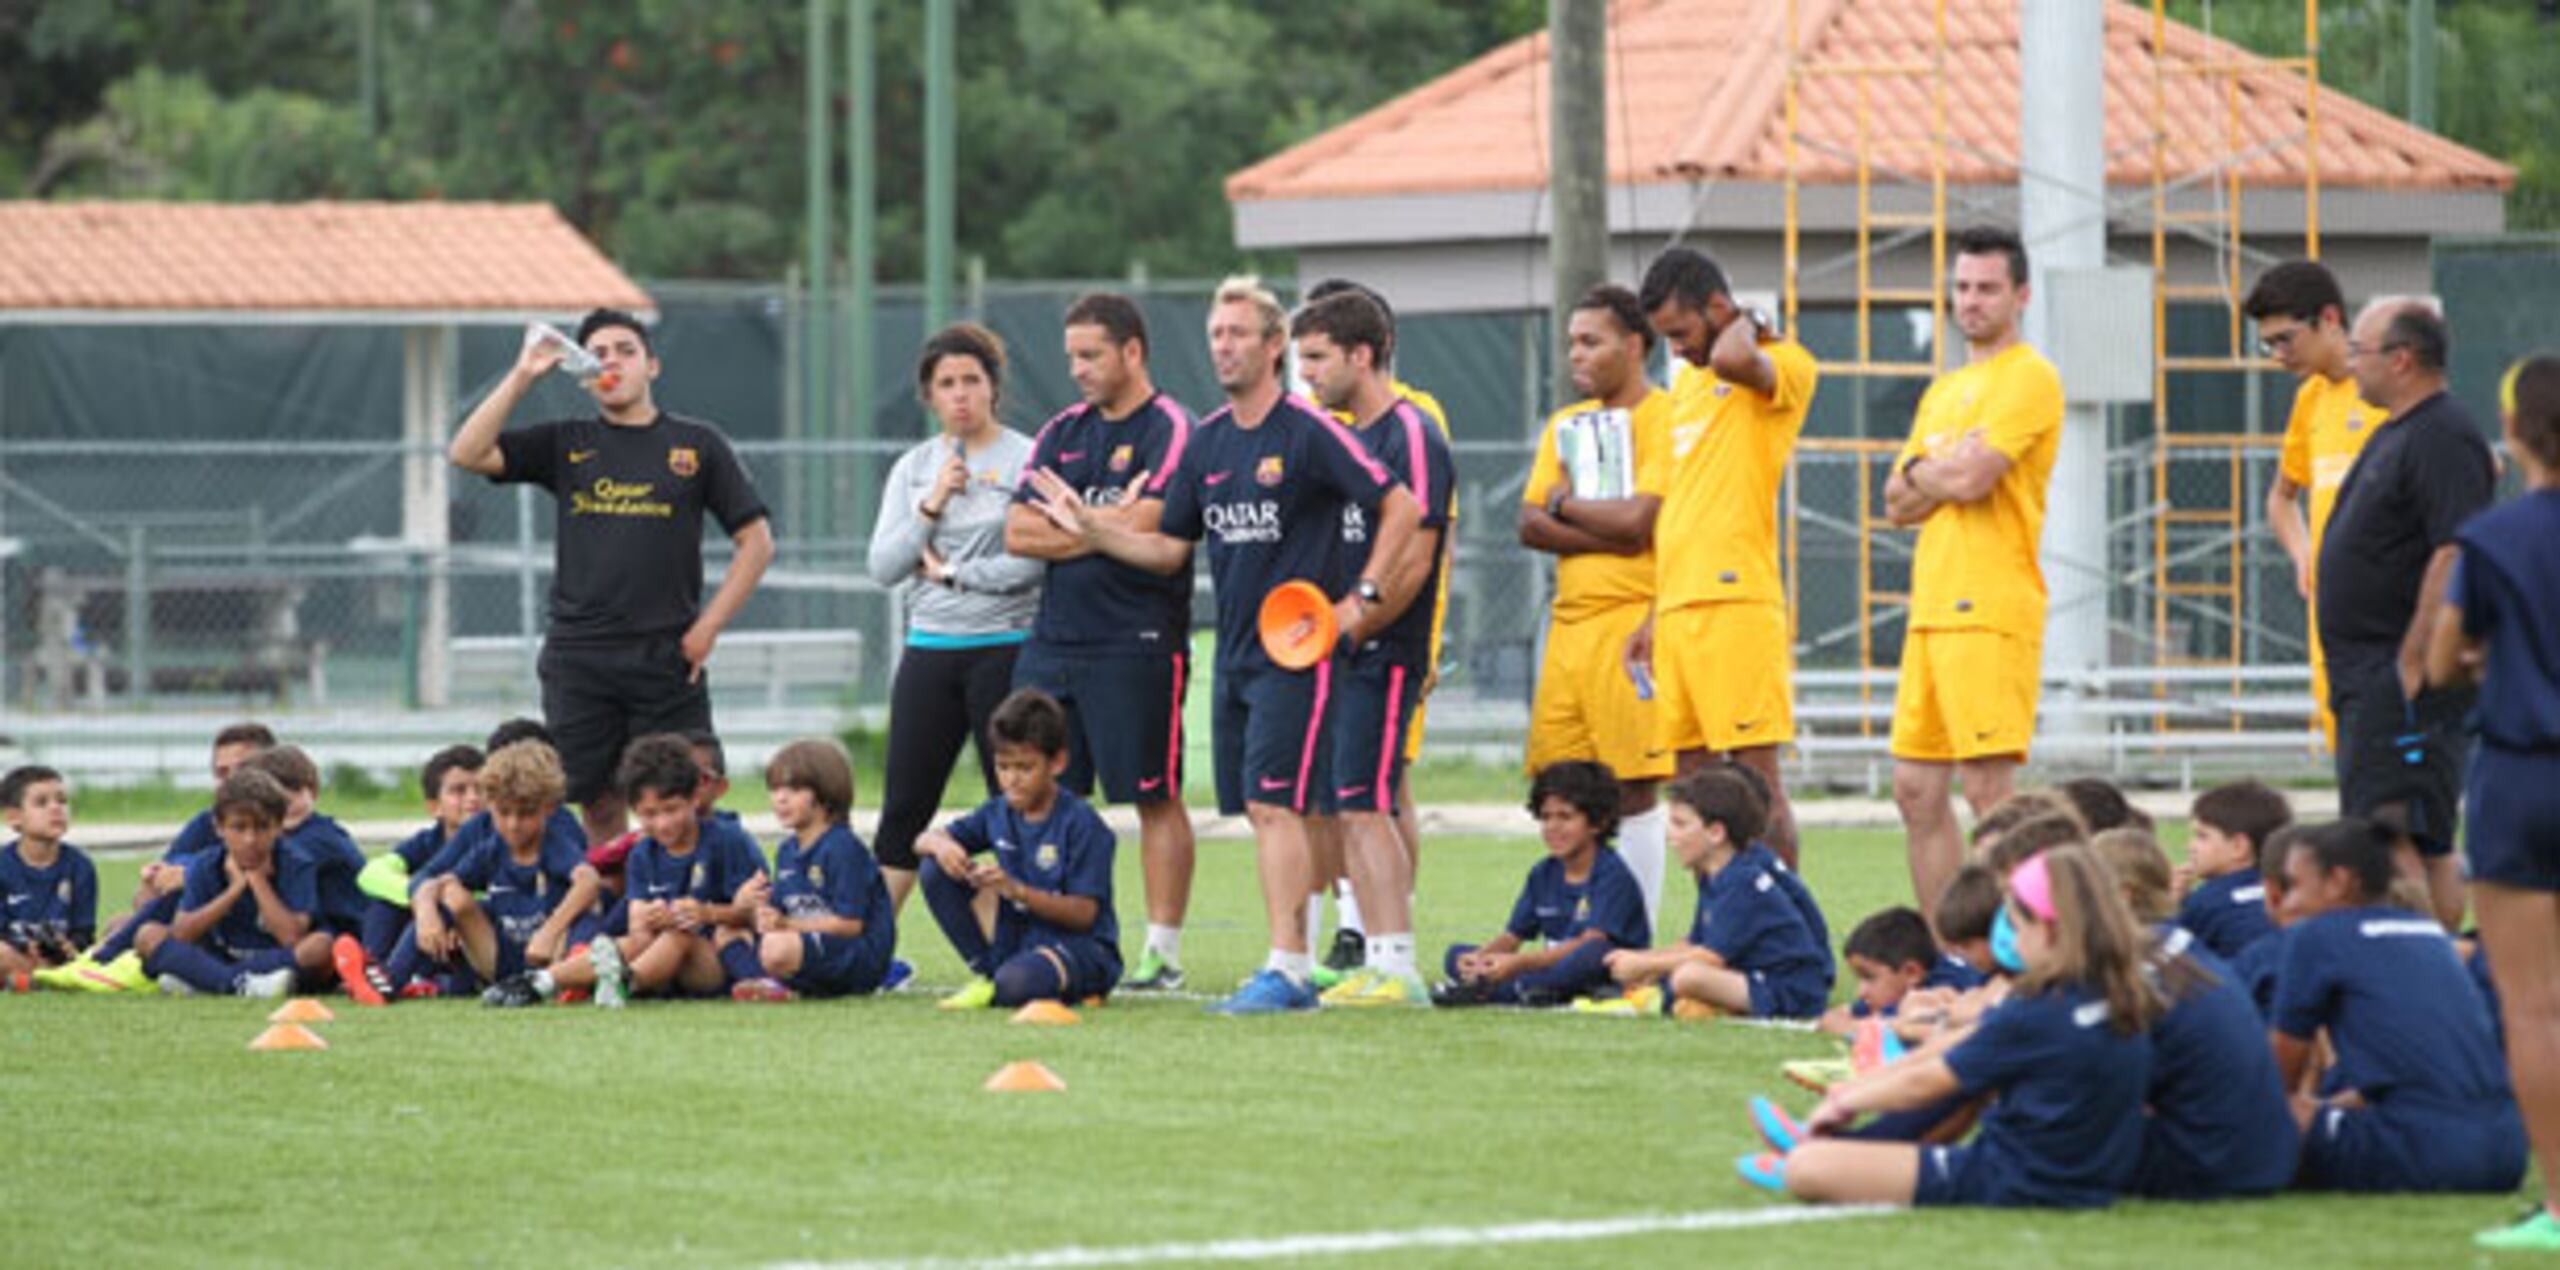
[
  {"xmin": 669, "ymin": 447, "xmax": 700, "ymax": 477},
  {"xmin": 1110, "ymin": 444, "xmax": 1134, "ymax": 473},
  {"xmin": 1256, "ymin": 456, "xmax": 1284, "ymax": 487},
  {"xmin": 1035, "ymin": 842, "xmax": 1061, "ymax": 872},
  {"xmin": 810, "ymin": 864, "xmax": 826, "ymax": 887}
]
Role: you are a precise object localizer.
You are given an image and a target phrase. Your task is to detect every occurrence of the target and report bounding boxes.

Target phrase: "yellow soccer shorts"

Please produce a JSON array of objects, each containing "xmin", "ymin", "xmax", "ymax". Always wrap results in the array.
[
  {"xmin": 1654, "ymin": 601, "xmax": 1796, "ymax": 756},
  {"xmin": 1525, "ymin": 601, "xmax": 1674, "ymax": 779},
  {"xmin": 1890, "ymin": 628, "xmax": 2040, "ymax": 763}
]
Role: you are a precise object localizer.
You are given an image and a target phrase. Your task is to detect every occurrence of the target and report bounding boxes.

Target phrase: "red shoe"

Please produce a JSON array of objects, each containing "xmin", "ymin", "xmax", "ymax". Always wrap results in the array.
[
  {"xmin": 731, "ymin": 977, "xmax": 796, "ymax": 1003},
  {"xmin": 7, "ymin": 970, "xmax": 29, "ymax": 993},
  {"xmin": 397, "ymin": 981, "xmax": 443, "ymax": 1001},
  {"xmin": 333, "ymin": 934, "xmax": 387, "ymax": 1007},
  {"xmin": 557, "ymin": 987, "xmax": 591, "ymax": 1005}
]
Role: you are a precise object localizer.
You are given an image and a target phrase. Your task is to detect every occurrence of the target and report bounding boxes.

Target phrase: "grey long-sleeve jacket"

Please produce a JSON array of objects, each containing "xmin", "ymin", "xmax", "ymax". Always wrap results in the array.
[{"xmin": 865, "ymin": 428, "xmax": 1042, "ymax": 637}]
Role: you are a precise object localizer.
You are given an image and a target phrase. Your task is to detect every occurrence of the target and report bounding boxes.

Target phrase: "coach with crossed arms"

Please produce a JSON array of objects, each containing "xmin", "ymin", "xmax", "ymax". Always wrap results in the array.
[{"xmin": 449, "ymin": 309, "xmax": 776, "ymax": 845}]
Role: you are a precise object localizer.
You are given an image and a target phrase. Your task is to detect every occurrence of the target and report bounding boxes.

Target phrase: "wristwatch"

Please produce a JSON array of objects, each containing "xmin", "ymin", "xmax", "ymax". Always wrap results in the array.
[
  {"xmin": 1355, "ymin": 577, "xmax": 1383, "ymax": 606},
  {"xmin": 1546, "ymin": 485, "xmax": 1571, "ymax": 519}
]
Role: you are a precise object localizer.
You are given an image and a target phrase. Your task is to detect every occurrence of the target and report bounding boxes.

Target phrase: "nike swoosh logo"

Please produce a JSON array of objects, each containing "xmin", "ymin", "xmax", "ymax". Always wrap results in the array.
[
  {"xmin": 568, "ymin": 449, "xmax": 596, "ymax": 464},
  {"xmin": 1139, "ymin": 777, "xmax": 1164, "ymax": 792},
  {"xmin": 1204, "ymin": 472, "xmax": 1232, "ymax": 486},
  {"xmin": 1059, "ymin": 451, "xmax": 1086, "ymax": 461},
  {"xmin": 1338, "ymin": 786, "xmax": 1368, "ymax": 800},
  {"xmin": 1258, "ymin": 776, "xmax": 1292, "ymax": 791}
]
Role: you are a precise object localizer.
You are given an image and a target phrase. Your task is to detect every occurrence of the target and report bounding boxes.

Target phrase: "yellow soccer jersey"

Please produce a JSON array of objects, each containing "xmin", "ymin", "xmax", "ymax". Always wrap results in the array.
[
  {"xmin": 2278, "ymin": 372, "xmax": 2386, "ymax": 562},
  {"xmin": 1655, "ymin": 340, "xmax": 1819, "ymax": 612},
  {"xmin": 1899, "ymin": 342, "xmax": 2065, "ymax": 636},
  {"xmin": 1523, "ymin": 389, "xmax": 1675, "ymax": 623}
]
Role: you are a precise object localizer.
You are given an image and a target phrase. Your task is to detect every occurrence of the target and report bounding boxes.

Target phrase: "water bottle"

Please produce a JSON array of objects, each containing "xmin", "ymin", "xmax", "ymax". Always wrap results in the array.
[{"xmin": 528, "ymin": 322, "xmax": 605, "ymax": 384}]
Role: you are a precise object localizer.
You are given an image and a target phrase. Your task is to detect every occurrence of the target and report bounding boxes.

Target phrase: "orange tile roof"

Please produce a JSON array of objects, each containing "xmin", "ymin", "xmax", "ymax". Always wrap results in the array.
[
  {"xmin": 0, "ymin": 201, "xmax": 653, "ymax": 317},
  {"xmin": 1227, "ymin": 0, "xmax": 2514, "ymax": 203}
]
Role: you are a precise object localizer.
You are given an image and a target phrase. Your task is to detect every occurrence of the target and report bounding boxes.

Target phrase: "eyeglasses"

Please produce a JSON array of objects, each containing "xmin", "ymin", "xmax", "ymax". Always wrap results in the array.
[
  {"xmin": 2345, "ymin": 340, "xmax": 2410, "ymax": 361},
  {"xmin": 2255, "ymin": 328, "xmax": 2302, "ymax": 358}
]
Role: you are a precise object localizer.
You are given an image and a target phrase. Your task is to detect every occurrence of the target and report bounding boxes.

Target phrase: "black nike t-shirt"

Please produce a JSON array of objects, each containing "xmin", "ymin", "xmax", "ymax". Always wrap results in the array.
[{"xmin": 493, "ymin": 413, "xmax": 769, "ymax": 643}]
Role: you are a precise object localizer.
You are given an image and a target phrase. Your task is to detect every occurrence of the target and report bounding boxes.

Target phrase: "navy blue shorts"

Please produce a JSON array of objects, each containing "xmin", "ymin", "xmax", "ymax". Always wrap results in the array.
[
  {"xmin": 2466, "ymin": 744, "xmax": 2560, "ymax": 891},
  {"xmin": 1211, "ymin": 660, "xmax": 1333, "ymax": 817},
  {"xmin": 2300, "ymin": 1099, "xmax": 2527, "ymax": 1194},
  {"xmin": 1745, "ymin": 968, "xmax": 1829, "ymax": 1020},
  {"xmin": 2332, "ymin": 661, "xmax": 2470, "ymax": 858},
  {"xmin": 998, "ymin": 936, "xmax": 1121, "ymax": 1001},
  {"xmin": 1328, "ymin": 648, "xmax": 1423, "ymax": 815},
  {"xmin": 785, "ymin": 931, "xmax": 892, "ymax": 999},
  {"xmin": 1012, "ymin": 643, "xmax": 1187, "ymax": 805},
  {"xmin": 1912, "ymin": 1143, "xmax": 2111, "ymax": 1209}
]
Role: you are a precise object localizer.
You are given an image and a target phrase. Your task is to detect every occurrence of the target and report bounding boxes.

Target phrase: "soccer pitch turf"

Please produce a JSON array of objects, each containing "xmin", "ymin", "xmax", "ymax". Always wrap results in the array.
[{"xmin": 2, "ymin": 827, "xmax": 2524, "ymax": 1268}]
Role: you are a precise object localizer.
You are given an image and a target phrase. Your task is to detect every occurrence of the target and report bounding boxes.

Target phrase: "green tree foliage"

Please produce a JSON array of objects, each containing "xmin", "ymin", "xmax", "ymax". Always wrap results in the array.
[{"xmin": 2167, "ymin": 0, "xmax": 2560, "ymax": 229}]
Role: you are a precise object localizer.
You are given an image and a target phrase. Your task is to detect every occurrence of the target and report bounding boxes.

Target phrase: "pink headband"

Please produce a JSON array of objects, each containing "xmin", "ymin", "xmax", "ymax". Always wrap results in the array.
[{"xmin": 2009, "ymin": 852, "xmax": 2057, "ymax": 923}]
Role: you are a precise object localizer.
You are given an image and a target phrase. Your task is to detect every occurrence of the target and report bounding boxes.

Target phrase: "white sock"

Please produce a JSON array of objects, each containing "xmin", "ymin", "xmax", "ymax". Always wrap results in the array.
[
  {"xmin": 1335, "ymin": 879, "xmax": 1365, "ymax": 935},
  {"xmin": 1146, "ymin": 923, "xmax": 1182, "ymax": 964},
  {"xmin": 1302, "ymin": 898, "xmax": 1325, "ymax": 954},
  {"xmin": 1368, "ymin": 932, "xmax": 1416, "ymax": 977},
  {"xmin": 1268, "ymin": 949, "xmax": 1313, "ymax": 985},
  {"xmin": 1618, "ymin": 805, "xmax": 1669, "ymax": 939},
  {"xmin": 531, "ymin": 968, "xmax": 558, "ymax": 998}
]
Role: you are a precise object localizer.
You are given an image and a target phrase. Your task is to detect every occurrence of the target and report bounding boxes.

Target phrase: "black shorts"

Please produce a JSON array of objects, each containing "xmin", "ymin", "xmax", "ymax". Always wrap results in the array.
[
  {"xmin": 1012, "ymin": 642, "xmax": 1187, "ymax": 805},
  {"xmin": 1327, "ymin": 648, "xmax": 1422, "ymax": 815},
  {"xmin": 1211, "ymin": 660, "xmax": 1333, "ymax": 818},
  {"xmin": 539, "ymin": 635, "xmax": 714, "ymax": 806},
  {"xmin": 2331, "ymin": 659, "xmax": 2470, "ymax": 857}
]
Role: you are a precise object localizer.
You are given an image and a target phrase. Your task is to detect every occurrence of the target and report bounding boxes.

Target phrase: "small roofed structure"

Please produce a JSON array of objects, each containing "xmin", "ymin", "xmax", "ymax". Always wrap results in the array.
[
  {"xmin": 0, "ymin": 200, "xmax": 654, "ymax": 706},
  {"xmin": 1226, "ymin": 0, "xmax": 2515, "ymax": 313}
]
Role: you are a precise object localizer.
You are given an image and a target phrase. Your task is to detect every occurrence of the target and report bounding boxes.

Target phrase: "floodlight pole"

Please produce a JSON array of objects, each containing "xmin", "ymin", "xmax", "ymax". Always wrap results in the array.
[
  {"xmin": 1548, "ymin": 0, "xmax": 1610, "ymax": 420},
  {"xmin": 847, "ymin": 0, "xmax": 878, "ymax": 530},
  {"xmin": 924, "ymin": 0, "xmax": 956, "ymax": 334},
  {"xmin": 2020, "ymin": 1, "xmax": 2109, "ymax": 727}
]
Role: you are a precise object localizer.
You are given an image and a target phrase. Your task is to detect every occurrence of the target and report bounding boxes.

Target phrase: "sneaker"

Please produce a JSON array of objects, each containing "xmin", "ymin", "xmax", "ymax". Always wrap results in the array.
[
  {"xmin": 1782, "ymin": 1057, "xmax": 1854, "ymax": 1094},
  {"xmin": 1330, "ymin": 968, "xmax": 1430, "ymax": 1008},
  {"xmin": 589, "ymin": 937, "xmax": 630, "ymax": 1010},
  {"xmin": 882, "ymin": 958, "xmax": 915, "ymax": 992},
  {"xmin": 1307, "ymin": 962, "xmax": 1347, "ymax": 992},
  {"xmin": 731, "ymin": 977, "xmax": 796, "ymax": 1003},
  {"xmin": 156, "ymin": 973, "xmax": 198, "ymax": 997},
  {"xmin": 1430, "ymin": 978, "xmax": 1497, "ymax": 1008},
  {"xmin": 77, "ymin": 951, "xmax": 153, "ymax": 994},
  {"xmin": 1750, "ymin": 1096, "xmax": 1807, "ymax": 1154},
  {"xmin": 398, "ymin": 981, "xmax": 443, "ymax": 1001},
  {"xmin": 1573, "ymin": 984, "xmax": 1665, "ymax": 1016},
  {"xmin": 32, "ymin": 956, "xmax": 95, "ymax": 991},
  {"xmin": 1208, "ymin": 968, "xmax": 1319, "ymax": 1015},
  {"xmin": 332, "ymin": 935, "xmax": 388, "ymax": 1007},
  {"xmin": 235, "ymin": 968, "xmax": 295, "ymax": 999},
  {"xmin": 1735, "ymin": 1151, "xmax": 1789, "ymax": 1194},
  {"xmin": 1850, "ymin": 1017, "xmax": 1905, "ymax": 1072},
  {"xmin": 2477, "ymin": 1208, "xmax": 2560, "ymax": 1251},
  {"xmin": 556, "ymin": 987, "xmax": 591, "ymax": 1005},
  {"xmin": 1323, "ymin": 927, "xmax": 1366, "ymax": 973},
  {"xmin": 1318, "ymin": 967, "xmax": 1382, "ymax": 1006},
  {"xmin": 937, "ymin": 976, "xmax": 996, "ymax": 1011},
  {"xmin": 1671, "ymin": 997, "xmax": 1721, "ymax": 1022},
  {"xmin": 1124, "ymin": 950, "xmax": 1186, "ymax": 992},
  {"xmin": 481, "ymin": 973, "xmax": 543, "ymax": 1009},
  {"xmin": 6, "ymin": 970, "xmax": 28, "ymax": 993}
]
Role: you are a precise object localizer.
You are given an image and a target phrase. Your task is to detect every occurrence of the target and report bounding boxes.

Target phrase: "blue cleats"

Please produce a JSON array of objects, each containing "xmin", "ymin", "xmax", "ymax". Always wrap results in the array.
[
  {"xmin": 1735, "ymin": 1151, "xmax": 1790, "ymax": 1193},
  {"xmin": 1208, "ymin": 969, "xmax": 1317, "ymax": 1015},
  {"xmin": 1750, "ymin": 1096, "xmax": 1807, "ymax": 1154}
]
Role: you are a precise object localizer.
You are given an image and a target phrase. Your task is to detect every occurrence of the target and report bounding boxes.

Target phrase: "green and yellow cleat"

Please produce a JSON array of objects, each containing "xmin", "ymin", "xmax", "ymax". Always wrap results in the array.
[
  {"xmin": 2477, "ymin": 1208, "xmax": 2560, "ymax": 1252},
  {"xmin": 937, "ymin": 976, "xmax": 996, "ymax": 1011}
]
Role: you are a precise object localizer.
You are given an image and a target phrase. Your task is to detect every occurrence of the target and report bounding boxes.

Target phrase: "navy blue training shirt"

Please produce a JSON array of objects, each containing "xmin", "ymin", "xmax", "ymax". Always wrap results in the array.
[
  {"xmin": 1, "ymin": 840, "xmax": 98, "ymax": 950},
  {"xmin": 2455, "ymin": 490, "xmax": 2560, "ymax": 750},
  {"xmin": 287, "ymin": 814, "xmax": 369, "ymax": 927},
  {"xmin": 2274, "ymin": 906, "xmax": 2511, "ymax": 1105},
  {"xmin": 2177, "ymin": 867, "xmax": 2278, "ymax": 962},
  {"xmin": 626, "ymin": 817, "xmax": 769, "ymax": 915},
  {"xmin": 1504, "ymin": 848, "xmax": 1650, "ymax": 949},
  {"xmin": 1339, "ymin": 398, "xmax": 1456, "ymax": 664},
  {"xmin": 1016, "ymin": 394, "xmax": 1197, "ymax": 653},
  {"xmin": 161, "ymin": 809, "xmax": 219, "ymax": 865},
  {"xmin": 391, "ymin": 823, "xmax": 450, "ymax": 873},
  {"xmin": 1944, "ymin": 983, "xmax": 2154, "ymax": 1208},
  {"xmin": 1850, "ymin": 954, "xmax": 1987, "ymax": 1019},
  {"xmin": 2136, "ymin": 927, "xmax": 2301, "ymax": 1197},
  {"xmin": 1157, "ymin": 394, "xmax": 1395, "ymax": 673},
  {"xmin": 179, "ymin": 844, "xmax": 319, "ymax": 953},
  {"xmin": 1688, "ymin": 844, "xmax": 1830, "ymax": 988},
  {"xmin": 419, "ymin": 818, "xmax": 589, "ymax": 946},
  {"xmin": 942, "ymin": 789, "xmax": 1119, "ymax": 957},
  {"xmin": 772, "ymin": 823, "xmax": 895, "ymax": 958}
]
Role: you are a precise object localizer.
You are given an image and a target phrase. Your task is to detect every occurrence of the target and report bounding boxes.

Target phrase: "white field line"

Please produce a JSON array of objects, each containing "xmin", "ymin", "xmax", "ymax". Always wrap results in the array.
[{"xmin": 765, "ymin": 1204, "xmax": 1894, "ymax": 1270}]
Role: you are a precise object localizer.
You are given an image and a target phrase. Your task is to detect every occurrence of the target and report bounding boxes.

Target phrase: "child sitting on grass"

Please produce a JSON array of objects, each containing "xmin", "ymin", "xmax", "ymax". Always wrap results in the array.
[
  {"xmin": 1435, "ymin": 760, "xmax": 1648, "ymax": 1008},
  {"xmin": 52, "ymin": 721, "xmax": 273, "ymax": 992},
  {"xmin": 352, "ymin": 744, "xmax": 484, "ymax": 968},
  {"xmin": 1, "ymin": 766, "xmax": 96, "ymax": 991},
  {"xmin": 917, "ymin": 690, "xmax": 1120, "ymax": 1011},
  {"xmin": 2177, "ymin": 779, "xmax": 2287, "ymax": 960},
  {"xmin": 2271, "ymin": 818, "xmax": 2525, "ymax": 1194},
  {"xmin": 378, "ymin": 740, "xmax": 601, "ymax": 1004},
  {"xmin": 1745, "ymin": 846, "xmax": 2160, "ymax": 1209},
  {"xmin": 2093, "ymin": 826, "xmax": 2300, "ymax": 1199},
  {"xmin": 134, "ymin": 769, "xmax": 324, "ymax": 999},
  {"xmin": 1596, "ymin": 766, "xmax": 1828, "ymax": 1020},
  {"xmin": 242, "ymin": 746, "xmax": 370, "ymax": 960},
  {"xmin": 486, "ymin": 734, "xmax": 767, "ymax": 1009},
  {"xmin": 729, "ymin": 739, "xmax": 897, "ymax": 1002},
  {"xmin": 1817, "ymin": 906, "xmax": 1984, "ymax": 1036}
]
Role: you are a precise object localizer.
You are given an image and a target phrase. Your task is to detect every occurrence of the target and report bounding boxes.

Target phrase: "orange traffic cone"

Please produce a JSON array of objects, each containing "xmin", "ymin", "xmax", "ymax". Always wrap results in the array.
[
  {"xmin": 248, "ymin": 1023, "xmax": 329, "ymax": 1052},
  {"xmin": 983, "ymin": 1061, "xmax": 1065, "ymax": 1093},
  {"xmin": 1011, "ymin": 999, "xmax": 1081, "ymax": 1026},
  {"xmin": 269, "ymin": 998, "xmax": 336, "ymax": 1024}
]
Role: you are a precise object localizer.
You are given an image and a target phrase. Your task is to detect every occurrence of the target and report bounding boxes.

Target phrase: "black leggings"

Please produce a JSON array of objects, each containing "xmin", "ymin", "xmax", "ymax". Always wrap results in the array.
[{"xmin": 874, "ymin": 641, "xmax": 1021, "ymax": 870}]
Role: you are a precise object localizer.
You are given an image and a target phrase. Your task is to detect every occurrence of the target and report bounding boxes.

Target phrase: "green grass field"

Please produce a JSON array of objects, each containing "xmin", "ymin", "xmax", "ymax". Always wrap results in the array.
[{"xmin": 2, "ymin": 826, "xmax": 2524, "ymax": 1269}]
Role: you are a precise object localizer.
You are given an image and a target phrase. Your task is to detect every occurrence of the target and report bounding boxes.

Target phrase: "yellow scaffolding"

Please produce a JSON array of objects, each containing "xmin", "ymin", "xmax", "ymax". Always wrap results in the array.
[
  {"xmin": 1779, "ymin": 0, "xmax": 1946, "ymax": 727},
  {"xmin": 2147, "ymin": 1, "xmax": 2321, "ymax": 725}
]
